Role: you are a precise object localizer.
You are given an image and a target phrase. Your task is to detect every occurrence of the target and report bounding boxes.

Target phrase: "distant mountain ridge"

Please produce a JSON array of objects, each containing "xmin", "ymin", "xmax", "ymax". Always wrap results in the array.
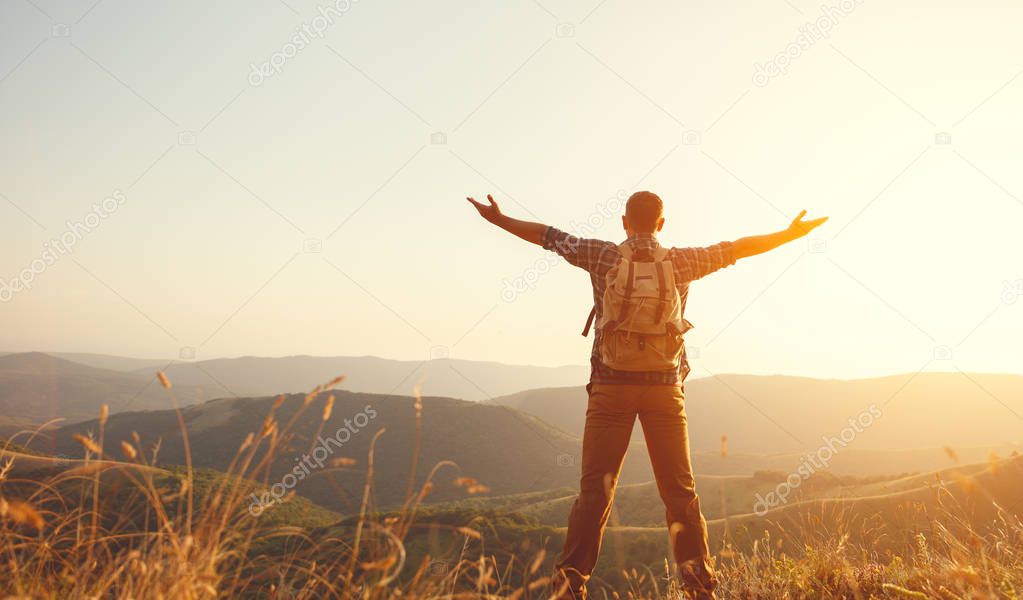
[
  {"xmin": 0, "ymin": 351, "xmax": 590, "ymax": 433},
  {"xmin": 8, "ymin": 350, "xmax": 1023, "ymax": 468},
  {"xmin": 1, "ymin": 352, "xmax": 590, "ymax": 403},
  {"xmin": 139, "ymin": 354, "xmax": 589, "ymax": 401},
  {"xmin": 1, "ymin": 351, "xmax": 170, "ymax": 372},
  {"xmin": 0, "ymin": 352, "xmax": 218, "ymax": 434},
  {"xmin": 489, "ymin": 373, "xmax": 1023, "ymax": 454},
  {"xmin": 47, "ymin": 352, "xmax": 172, "ymax": 373}
]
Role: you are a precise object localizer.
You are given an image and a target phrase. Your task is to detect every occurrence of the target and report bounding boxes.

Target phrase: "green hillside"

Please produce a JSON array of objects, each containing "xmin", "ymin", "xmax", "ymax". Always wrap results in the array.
[{"xmin": 50, "ymin": 390, "xmax": 657, "ymax": 511}]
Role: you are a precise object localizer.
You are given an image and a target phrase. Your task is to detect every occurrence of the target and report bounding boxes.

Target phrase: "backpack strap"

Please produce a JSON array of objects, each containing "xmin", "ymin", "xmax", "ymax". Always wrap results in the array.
[
  {"xmin": 653, "ymin": 258, "xmax": 669, "ymax": 323},
  {"xmin": 581, "ymin": 306, "xmax": 597, "ymax": 337},
  {"xmin": 616, "ymin": 257, "xmax": 636, "ymax": 323}
]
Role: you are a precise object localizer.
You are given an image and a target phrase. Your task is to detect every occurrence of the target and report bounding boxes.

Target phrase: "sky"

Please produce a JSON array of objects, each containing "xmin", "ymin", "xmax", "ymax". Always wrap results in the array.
[{"xmin": 1, "ymin": 0, "xmax": 1021, "ymax": 379}]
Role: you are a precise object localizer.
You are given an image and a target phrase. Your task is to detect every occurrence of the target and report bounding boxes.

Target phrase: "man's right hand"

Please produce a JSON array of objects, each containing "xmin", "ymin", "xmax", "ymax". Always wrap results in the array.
[
  {"xmin": 464, "ymin": 194, "xmax": 547, "ymax": 246},
  {"xmin": 786, "ymin": 209, "xmax": 828, "ymax": 240},
  {"xmin": 467, "ymin": 194, "xmax": 504, "ymax": 225}
]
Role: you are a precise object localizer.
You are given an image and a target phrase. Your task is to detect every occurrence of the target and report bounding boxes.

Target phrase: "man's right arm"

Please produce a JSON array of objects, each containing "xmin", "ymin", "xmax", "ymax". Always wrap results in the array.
[
  {"xmin": 466, "ymin": 194, "xmax": 611, "ymax": 273},
  {"xmin": 466, "ymin": 194, "xmax": 546, "ymax": 246}
]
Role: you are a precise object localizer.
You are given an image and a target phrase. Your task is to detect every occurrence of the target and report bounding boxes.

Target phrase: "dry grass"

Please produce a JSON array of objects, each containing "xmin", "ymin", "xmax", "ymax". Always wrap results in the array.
[
  {"xmin": 1, "ymin": 374, "xmax": 1021, "ymax": 599},
  {"xmin": 708, "ymin": 508, "xmax": 1023, "ymax": 599}
]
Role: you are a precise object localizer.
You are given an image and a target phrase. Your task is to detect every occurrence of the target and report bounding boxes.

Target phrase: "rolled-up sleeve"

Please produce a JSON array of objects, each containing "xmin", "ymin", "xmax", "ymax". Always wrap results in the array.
[
  {"xmin": 670, "ymin": 242, "xmax": 736, "ymax": 282},
  {"xmin": 542, "ymin": 226, "xmax": 613, "ymax": 275}
]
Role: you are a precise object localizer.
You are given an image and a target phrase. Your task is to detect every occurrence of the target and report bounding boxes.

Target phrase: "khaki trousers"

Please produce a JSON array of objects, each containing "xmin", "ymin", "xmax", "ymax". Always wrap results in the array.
[{"xmin": 553, "ymin": 383, "xmax": 716, "ymax": 598}]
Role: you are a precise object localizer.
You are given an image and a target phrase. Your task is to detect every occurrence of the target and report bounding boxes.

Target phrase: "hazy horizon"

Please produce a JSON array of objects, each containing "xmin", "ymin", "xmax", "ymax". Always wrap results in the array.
[{"xmin": 6, "ymin": 348, "xmax": 1023, "ymax": 384}]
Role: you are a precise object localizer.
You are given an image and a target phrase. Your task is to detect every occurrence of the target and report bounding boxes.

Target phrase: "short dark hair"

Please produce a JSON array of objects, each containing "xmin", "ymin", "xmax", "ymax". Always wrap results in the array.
[{"xmin": 625, "ymin": 191, "xmax": 663, "ymax": 233}]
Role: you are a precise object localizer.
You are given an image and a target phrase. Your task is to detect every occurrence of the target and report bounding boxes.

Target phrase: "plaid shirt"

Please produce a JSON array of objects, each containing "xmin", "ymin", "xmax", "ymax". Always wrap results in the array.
[{"xmin": 542, "ymin": 227, "xmax": 735, "ymax": 385}]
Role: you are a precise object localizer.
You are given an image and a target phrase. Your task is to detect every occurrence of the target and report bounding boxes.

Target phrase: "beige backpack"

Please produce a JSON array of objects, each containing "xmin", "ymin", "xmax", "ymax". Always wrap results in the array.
[{"xmin": 582, "ymin": 244, "xmax": 686, "ymax": 371}]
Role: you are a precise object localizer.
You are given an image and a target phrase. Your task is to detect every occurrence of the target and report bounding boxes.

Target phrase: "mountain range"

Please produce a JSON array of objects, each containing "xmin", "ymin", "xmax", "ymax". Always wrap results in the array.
[
  {"xmin": 489, "ymin": 373, "xmax": 1023, "ymax": 453},
  {"xmin": 6, "ymin": 351, "xmax": 1022, "ymax": 465},
  {"xmin": 0, "ymin": 352, "xmax": 218, "ymax": 435},
  {"xmin": 2, "ymin": 351, "xmax": 589, "ymax": 402}
]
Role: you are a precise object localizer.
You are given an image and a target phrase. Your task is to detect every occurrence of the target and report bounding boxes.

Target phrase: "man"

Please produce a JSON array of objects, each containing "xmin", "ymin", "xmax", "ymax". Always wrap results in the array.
[{"xmin": 466, "ymin": 191, "xmax": 827, "ymax": 599}]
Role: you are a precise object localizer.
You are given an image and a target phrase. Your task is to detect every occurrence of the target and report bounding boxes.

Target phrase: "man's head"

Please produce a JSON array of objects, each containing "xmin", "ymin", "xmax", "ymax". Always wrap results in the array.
[{"xmin": 623, "ymin": 191, "xmax": 665, "ymax": 235}]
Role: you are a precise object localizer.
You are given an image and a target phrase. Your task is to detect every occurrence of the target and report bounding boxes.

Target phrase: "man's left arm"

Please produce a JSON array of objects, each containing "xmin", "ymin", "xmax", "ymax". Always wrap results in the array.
[
  {"xmin": 732, "ymin": 210, "xmax": 828, "ymax": 259},
  {"xmin": 673, "ymin": 210, "xmax": 828, "ymax": 281}
]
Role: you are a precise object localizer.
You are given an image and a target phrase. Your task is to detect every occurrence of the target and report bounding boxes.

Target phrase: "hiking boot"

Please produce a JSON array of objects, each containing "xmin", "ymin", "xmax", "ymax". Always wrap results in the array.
[
  {"xmin": 680, "ymin": 561, "xmax": 718, "ymax": 600},
  {"xmin": 550, "ymin": 568, "xmax": 586, "ymax": 599}
]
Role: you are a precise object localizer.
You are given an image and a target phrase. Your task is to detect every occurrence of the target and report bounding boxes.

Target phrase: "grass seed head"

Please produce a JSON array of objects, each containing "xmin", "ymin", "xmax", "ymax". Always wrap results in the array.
[
  {"xmin": 72, "ymin": 433, "xmax": 102, "ymax": 456},
  {"xmin": 0, "ymin": 498, "xmax": 44, "ymax": 531},
  {"xmin": 456, "ymin": 527, "xmax": 482, "ymax": 540},
  {"xmin": 322, "ymin": 394, "xmax": 335, "ymax": 421},
  {"xmin": 120, "ymin": 441, "xmax": 138, "ymax": 460}
]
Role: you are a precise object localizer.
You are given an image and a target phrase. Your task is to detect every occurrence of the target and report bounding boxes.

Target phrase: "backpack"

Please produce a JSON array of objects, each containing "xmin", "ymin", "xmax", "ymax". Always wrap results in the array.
[{"xmin": 582, "ymin": 244, "xmax": 686, "ymax": 371}]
